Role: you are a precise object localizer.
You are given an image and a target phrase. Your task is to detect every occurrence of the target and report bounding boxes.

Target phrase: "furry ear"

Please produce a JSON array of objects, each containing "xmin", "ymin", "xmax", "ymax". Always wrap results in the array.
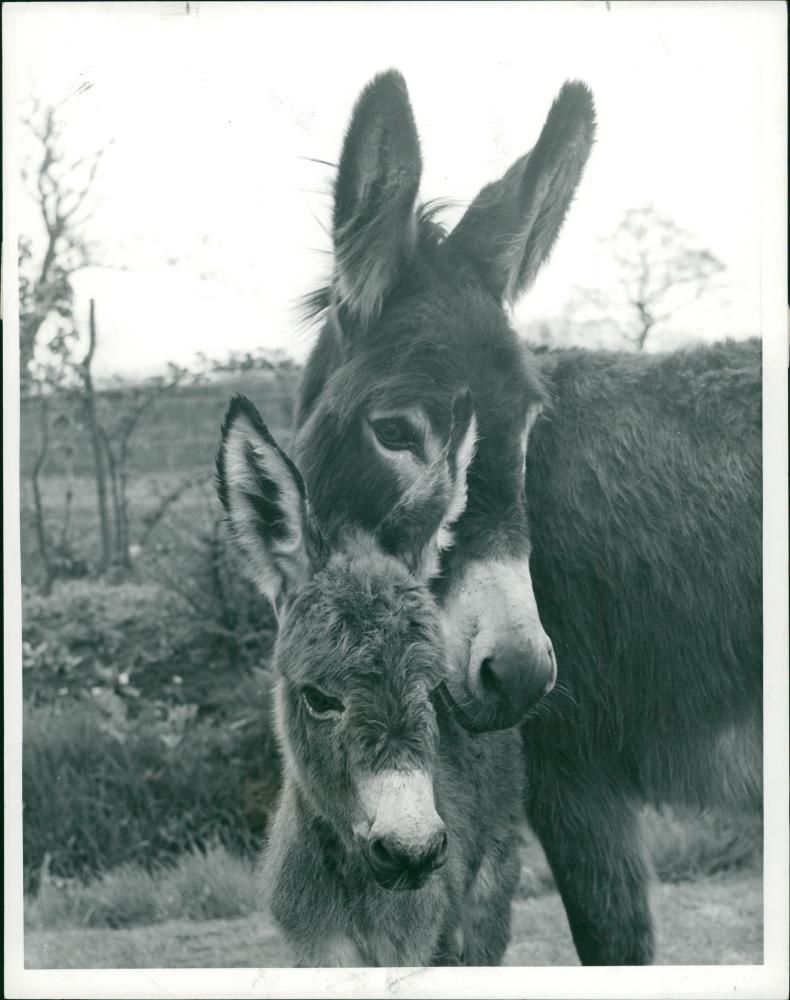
[
  {"xmin": 448, "ymin": 81, "xmax": 596, "ymax": 303},
  {"xmin": 332, "ymin": 70, "xmax": 422, "ymax": 331},
  {"xmin": 216, "ymin": 395, "xmax": 323, "ymax": 609},
  {"xmin": 378, "ymin": 389, "xmax": 477, "ymax": 581}
]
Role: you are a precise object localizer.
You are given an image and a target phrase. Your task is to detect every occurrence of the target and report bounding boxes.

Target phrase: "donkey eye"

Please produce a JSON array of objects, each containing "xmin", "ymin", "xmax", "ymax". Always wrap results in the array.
[
  {"xmin": 370, "ymin": 417, "xmax": 421, "ymax": 453},
  {"xmin": 301, "ymin": 685, "xmax": 345, "ymax": 719}
]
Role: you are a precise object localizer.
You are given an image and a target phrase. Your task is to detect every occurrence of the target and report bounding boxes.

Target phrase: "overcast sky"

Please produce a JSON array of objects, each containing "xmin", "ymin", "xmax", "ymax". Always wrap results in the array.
[{"xmin": 5, "ymin": 1, "xmax": 785, "ymax": 378}]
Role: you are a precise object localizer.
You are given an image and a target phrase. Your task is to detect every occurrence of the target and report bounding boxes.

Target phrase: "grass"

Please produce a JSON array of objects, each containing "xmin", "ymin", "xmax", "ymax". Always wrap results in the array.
[
  {"xmin": 26, "ymin": 845, "xmax": 259, "ymax": 931},
  {"xmin": 19, "ymin": 470, "xmax": 218, "ymax": 587},
  {"xmin": 23, "ymin": 700, "xmax": 278, "ymax": 893},
  {"xmin": 24, "ymin": 869, "xmax": 764, "ymax": 967},
  {"xmin": 514, "ymin": 806, "xmax": 762, "ymax": 902},
  {"xmin": 24, "ymin": 808, "xmax": 762, "ymax": 933},
  {"xmin": 644, "ymin": 804, "xmax": 762, "ymax": 882}
]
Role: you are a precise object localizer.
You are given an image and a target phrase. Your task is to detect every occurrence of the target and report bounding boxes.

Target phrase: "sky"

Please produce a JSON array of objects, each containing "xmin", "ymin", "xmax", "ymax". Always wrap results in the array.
[{"xmin": 4, "ymin": 1, "xmax": 786, "ymax": 379}]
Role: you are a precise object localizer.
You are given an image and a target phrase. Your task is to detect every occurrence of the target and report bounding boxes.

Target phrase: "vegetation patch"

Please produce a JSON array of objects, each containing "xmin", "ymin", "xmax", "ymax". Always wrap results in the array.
[
  {"xmin": 23, "ymin": 695, "xmax": 280, "ymax": 895},
  {"xmin": 644, "ymin": 805, "xmax": 762, "ymax": 883},
  {"xmin": 26, "ymin": 844, "xmax": 259, "ymax": 930}
]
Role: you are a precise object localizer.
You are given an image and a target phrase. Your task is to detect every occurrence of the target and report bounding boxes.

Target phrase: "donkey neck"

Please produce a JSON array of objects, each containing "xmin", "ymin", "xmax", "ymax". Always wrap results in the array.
[{"xmin": 289, "ymin": 778, "xmax": 370, "ymax": 889}]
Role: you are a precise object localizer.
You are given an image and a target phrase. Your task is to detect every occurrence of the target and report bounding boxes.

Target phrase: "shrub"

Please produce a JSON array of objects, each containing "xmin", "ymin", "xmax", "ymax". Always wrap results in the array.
[
  {"xmin": 21, "ymin": 479, "xmax": 284, "ymax": 894},
  {"xmin": 136, "ymin": 482, "xmax": 279, "ymax": 712},
  {"xmin": 22, "ymin": 538, "xmax": 276, "ymax": 715},
  {"xmin": 23, "ymin": 696, "xmax": 281, "ymax": 894},
  {"xmin": 22, "ymin": 580, "xmax": 195, "ymax": 707}
]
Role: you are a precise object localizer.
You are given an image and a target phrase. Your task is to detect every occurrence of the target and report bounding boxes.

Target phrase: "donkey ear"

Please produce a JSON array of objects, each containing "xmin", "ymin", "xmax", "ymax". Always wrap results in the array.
[
  {"xmin": 216, "ymin": 395, "xmax": 320, "ymax": 609},
  {"xmin": 333, "ymin": 70, "xmax": 422, "ymax": 329},
  {"xmin": 448, "ymin": 81, "xmax": 596, "ymax": 303}
]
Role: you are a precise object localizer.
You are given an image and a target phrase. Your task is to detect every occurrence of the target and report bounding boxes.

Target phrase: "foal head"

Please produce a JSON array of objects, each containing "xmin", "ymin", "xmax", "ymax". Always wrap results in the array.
[{"xmin": 217, "ymin": 395, "xmax": 474, "ymax": 889}]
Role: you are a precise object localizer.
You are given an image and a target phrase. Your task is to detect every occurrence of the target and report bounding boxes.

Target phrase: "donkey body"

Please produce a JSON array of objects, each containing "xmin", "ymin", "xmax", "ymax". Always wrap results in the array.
[
  {"xmin": 217, "ymin": 397, "xmax": 522, "ymax": 967},
  {"xmin": 285, "ymin": 72, "xmax": 762, "ymax": 964},
  {"xmin": 523, "ymin": 339, "xmax": 762, "ymax": 962},
  {"xmin": 263, "ymin": 606, "xmax": 523, "ymax": 967}
]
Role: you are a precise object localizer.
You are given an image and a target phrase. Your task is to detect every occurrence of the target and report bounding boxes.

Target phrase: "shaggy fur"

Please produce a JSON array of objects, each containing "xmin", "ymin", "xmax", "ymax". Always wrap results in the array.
[
  {"xmin": 523, "ymin": 341, "xmax": 761, "ymax": 963},
  {"xmin": 216, "ymin": 400, "xmax": 522, "ymax": 967},
  {"xmin": 285, "ymin": 71, "xmax": 763, "ymax": 965},
  {"xmin": 266, "ymin": 542, "xmax": 522, "ymax": 966}
]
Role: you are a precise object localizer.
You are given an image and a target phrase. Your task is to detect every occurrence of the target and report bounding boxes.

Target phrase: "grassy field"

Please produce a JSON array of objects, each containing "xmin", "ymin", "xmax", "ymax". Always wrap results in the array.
[
  {"xmin": 25, "ymin": 870, "xmax": 762, "ymax": 968},
  {"xmin": 24, "ymin": 824, "xmax": 762, "ymax": 969},
  {"xmin": 20, "ymin": 469, "xmax": 221, "ymax": 587}
]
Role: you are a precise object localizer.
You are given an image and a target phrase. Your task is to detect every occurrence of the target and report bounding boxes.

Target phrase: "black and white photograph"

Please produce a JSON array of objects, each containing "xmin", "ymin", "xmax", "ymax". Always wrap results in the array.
[{"xmin": 3, "ymin": 2, "xmax": 788, "ymax": 997}]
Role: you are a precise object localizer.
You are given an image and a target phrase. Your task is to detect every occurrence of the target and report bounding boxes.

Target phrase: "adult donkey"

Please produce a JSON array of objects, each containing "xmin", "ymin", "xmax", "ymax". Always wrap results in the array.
[{"xmin": 287, "ymin": 71, "xmax": 762, "ymax": 965}]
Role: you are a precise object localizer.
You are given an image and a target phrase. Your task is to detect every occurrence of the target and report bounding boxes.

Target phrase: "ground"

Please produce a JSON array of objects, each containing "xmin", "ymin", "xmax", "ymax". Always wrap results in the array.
[{"xmin": 25, "ymin": 871, "xmax": 762, "ymax": 969}]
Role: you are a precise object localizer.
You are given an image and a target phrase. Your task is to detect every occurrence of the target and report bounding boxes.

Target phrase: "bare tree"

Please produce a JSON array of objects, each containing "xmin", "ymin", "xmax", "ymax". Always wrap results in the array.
[
  {"xmin": 20, "ymin": 228, "xmax": 81, "ymax": 590},
  {"xmin": 79, "ymin": 299, "xmax": 114, "ymax": 571},
  {"xmin": 564, "ymin": 206, "xmax": 726, "ymax": 350},
  {"xmin": 18, "ymin": 98, "xmax": 110, "ymax": 584},
  {"xmin": 18, "ymin": 99, "xmax": 190, "ymax": 581},
  {"xmin": 19, "ymin": 98, "xmax": 110, "ymax": 381},
  {"xmin": 96, "ymin": 363, "xmax": 192, "ymax": 569}
]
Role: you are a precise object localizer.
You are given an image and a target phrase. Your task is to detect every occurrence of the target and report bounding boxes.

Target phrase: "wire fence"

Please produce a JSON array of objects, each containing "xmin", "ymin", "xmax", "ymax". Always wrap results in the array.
[{"xmin": 20, "ymin": 374, "xmax": 300, "ymax": 478}]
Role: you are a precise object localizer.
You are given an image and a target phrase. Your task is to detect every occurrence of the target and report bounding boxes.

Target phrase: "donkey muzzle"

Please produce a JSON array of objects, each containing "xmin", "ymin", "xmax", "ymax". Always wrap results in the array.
[
  {"xmin": 440, "ymin": 557, "xmax": 557, "ymax": 731},
  {"xmin": 366, "ymin": 827, "xmax": 449, "ymax": 890},
  {"xmin": 467, "ymin": 633, "xmax": 556, "ymax": 728},
  {"xmin": 354, "ymin": 768, "xmax": 448, "ymax": 890}
]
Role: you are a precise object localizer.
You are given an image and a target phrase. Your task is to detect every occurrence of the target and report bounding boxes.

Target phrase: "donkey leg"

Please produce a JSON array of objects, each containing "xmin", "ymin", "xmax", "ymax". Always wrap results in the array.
[
  {"xmin": 291, "ymin": 933, "xmax": 364, "ymax": 968},
  {"xmin": 431, "ymin": 928, "xmax": 463, "ymax": 966},
  {"xmin": 460, "ymin": 839, "xmax": 522, "ymax": 966},
  {"xmin": 524, "ymin": 750, "xmax": 655, "ymax": 966}
]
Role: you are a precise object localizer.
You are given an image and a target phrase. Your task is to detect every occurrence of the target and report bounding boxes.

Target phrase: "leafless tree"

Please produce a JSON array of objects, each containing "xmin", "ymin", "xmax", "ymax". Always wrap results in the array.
[
  {"xmin": 564, "ymin": 206, "xmax": 726, "ymax": 351},
  {"xmin": 80, "ymin": 299, "xmax": 114, "ymax": 571},
  {"xmin": 18, "ymin": 98, "xmax": 110, "ymax": 584},
  {"xmin": 19, "ymin": 98, "xmax": 196, "ymax": 584},
  {"xmin": 19, "ymin": 97, "xmax": 110, "ymax": 381},
  {"xmin": 96, "ymin": 362, "xmax": 192, "ymax": 569}
]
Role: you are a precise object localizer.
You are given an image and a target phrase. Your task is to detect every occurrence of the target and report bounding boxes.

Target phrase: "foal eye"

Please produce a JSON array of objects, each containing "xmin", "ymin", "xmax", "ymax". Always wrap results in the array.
[
  {"xmin": 301, "ymin": 685, "xmax": 345, "ymax": 719},
  {"xmin": 370, "ymin": 417, "xmax": 420, "ymax": 453}
]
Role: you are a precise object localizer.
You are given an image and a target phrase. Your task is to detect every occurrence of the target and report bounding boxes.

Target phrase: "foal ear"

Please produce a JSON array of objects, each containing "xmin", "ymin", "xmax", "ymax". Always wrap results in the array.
[
  {"xmin": 216, "ymin": 395, "xmax": 321, "ymax": 609},
  {"xmin": 333, "ymin": 70, "xmax": 422, "ymax": 330},
  {"xmin": 448, "ymin": 81, "xmax": 596, "ymax": 303}
]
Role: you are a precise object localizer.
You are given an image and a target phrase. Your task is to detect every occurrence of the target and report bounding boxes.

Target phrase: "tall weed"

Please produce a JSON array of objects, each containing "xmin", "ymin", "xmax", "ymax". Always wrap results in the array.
[
  {"xmin": 23, "ymin": 698, "xmax": 280, "ymax": 893},
  {"xmin": 26, "ymin": 845, "xmax": 260, "ymax": 930}
]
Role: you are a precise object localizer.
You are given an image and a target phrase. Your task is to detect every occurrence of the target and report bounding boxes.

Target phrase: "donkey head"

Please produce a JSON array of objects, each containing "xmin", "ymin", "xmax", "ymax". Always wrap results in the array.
[
  {"xmin": 295, "ymin": 71, "xmax": 595, "ymax": 730},
  {"xmin": 217, "ymin": 395, "xmax": 474, "ymax": 889}
]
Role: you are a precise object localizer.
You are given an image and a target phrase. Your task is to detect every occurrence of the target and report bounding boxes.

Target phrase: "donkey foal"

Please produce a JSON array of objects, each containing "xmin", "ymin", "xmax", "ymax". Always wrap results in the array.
[{"xmin": 217, "ymin": 395, "xmax": 522, "ymax": 967}]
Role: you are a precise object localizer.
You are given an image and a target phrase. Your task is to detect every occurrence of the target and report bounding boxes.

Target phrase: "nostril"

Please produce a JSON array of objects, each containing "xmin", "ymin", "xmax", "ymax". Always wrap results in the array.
[
  {"xmin": 369, "ymin": 837, "xmax": 398, "ymax": 872},
  {"xmin": 479, "ymin": 656, "xmax": 500, "ymax": 698},
  {"xmin": 368, "ymin": 832, "xmax": 448, "ymax": 879}
]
